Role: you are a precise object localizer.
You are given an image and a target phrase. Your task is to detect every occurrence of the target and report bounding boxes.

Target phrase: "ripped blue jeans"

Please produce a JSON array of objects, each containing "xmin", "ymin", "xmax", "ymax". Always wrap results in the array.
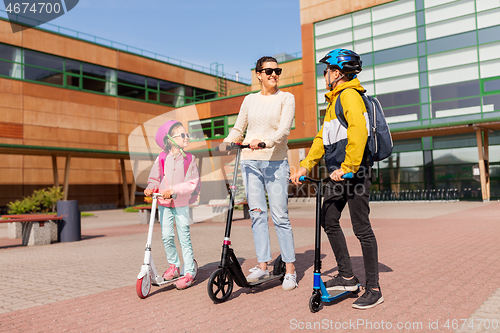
[{"xmin": 240, "ymin": 159, "xmax": 295, "ymax": 263}]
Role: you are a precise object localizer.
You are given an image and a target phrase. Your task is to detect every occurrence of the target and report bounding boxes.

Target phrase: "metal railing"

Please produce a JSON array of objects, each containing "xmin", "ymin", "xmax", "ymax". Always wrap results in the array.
[
  {"xmin": 370, "ymin": 189, "xmax": 459, "ymax": 202},
  {"xmin": 0, "ymin": 10, "xmax": 251, "ymax": 84}
]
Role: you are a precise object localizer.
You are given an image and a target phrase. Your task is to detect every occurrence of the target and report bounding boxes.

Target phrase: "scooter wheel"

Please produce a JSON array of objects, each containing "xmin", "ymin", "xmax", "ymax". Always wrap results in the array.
[
  {"xmin": 309, "ymin": 293, "xmax": 322, "ymax": 313},
  {"xmin": 207, "ymin": 268, "xmax": 233, "ymax": 304},
  {"xmin": 136, "ymin": 275, "xmax": 151, "ymax": 299},
  {"xmin": 272, "ymin": 255, "xmax": 286, "ymax": 282}
]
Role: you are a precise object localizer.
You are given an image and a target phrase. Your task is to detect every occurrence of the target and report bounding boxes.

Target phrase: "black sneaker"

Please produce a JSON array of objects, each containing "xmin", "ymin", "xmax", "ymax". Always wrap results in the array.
[
  {"xmin": 352, "ymin": 287, "xmax": 384, "ymax": 309},
  {"xmin": 324, "ymin": 274, "xmax": 360, "ymax": 291}
]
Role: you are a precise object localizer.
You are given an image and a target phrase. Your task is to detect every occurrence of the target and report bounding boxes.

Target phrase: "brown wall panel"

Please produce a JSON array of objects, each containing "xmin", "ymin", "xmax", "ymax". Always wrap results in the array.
[
  {"xmin": 0, "ymin": 122, "xmax": 22, "ymax": 139},
  {"xmin": 0, "ymin": 168, "xmax": 23, "ymax": 185},
  {"xmin": 23, "ymin": 110, "xmax": 118, "ymax": 134},
  {"xmin": 0, "ymin": 21, "xmax": 23, "ymax": 47},
  {"xmin": 209, "ymin": 95, "xmax": 245, "ymax": 117},
  {"xmin": 22, "ymin": 82, "xmax": 118, "ymax": 108},
  {"xmin": 0, "ymin": 107, "xmax": 23, "ymax": 124},
  {"xmin": 195, "ymin": 102, "xmax": 211, "ymax": 119},
  {"xmin": 184, "ymin": 70, "xmax": 217, "ymax": 91},
  {"xmin": 22, "ymin": 28, "xmax": 118, "ymax": 68},
  {"xmin": 118, "ymin": 97, "xmax": 174, "ymax": 116},
  {"xmin": 23, "ymin": 96, "xmax": 118, "ymax": 121},
  {"xmin": 300, "ymin": 0, "xmax": 395, "ymax": 25},
  {"xmin": 0, "ymin": 77, "xmax": 23, "ymax": 94},
  {"xmin": 118, "ymin": 52, "xmax": 185, "ymax": 84},
  {"xmin": 0, "ymin": 92, "xmax": 22, "ymax": 109},
  {"xmin": 24, "ymin": 125, "xmax": 119, "ymax": 146}
]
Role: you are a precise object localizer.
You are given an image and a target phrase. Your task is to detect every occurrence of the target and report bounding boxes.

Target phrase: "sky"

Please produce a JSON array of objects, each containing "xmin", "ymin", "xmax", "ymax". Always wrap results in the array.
[{"xmin": 2, "ymin": 0, "xmax": 302, "ymax": 83}]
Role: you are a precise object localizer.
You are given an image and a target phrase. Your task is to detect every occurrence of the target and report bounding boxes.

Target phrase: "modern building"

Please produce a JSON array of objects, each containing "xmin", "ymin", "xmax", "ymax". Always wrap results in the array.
[
  {"xmin": 1, "ymin": 0, "xmax": 499, "ymax": 212},
  {"xmin": 300, "ymin": 0, "xmax": 500, "ymax": 201}
]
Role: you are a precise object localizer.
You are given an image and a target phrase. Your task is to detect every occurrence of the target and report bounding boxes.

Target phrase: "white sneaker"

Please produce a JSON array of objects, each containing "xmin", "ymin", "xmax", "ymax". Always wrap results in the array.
[
  {"xmin": 246, "ymin": 265, "xmax": 269, "ymax": 282},
  {"xmin": 282, "ymin": 272, "xmax": 297, "ymax": 290}
]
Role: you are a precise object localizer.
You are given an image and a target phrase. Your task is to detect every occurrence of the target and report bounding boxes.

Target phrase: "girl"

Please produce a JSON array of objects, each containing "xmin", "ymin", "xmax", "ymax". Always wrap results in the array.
[{"xmin": 145, "ymin": 120, "xmax": 199, "ymax": 290}]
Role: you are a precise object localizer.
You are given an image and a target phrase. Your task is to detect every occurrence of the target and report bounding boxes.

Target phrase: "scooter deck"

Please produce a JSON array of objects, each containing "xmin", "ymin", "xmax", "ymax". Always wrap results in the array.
[
  {"xmin": 248, "ymin": 274, "xmax": 283, "ymax": 287},
  {"xmin": 152, "ymin": 275, "xmax": 185, "ymax": 287},
  {"xmin": 321, "ymin": 284, "xmax": 360, "ymax": 302}
]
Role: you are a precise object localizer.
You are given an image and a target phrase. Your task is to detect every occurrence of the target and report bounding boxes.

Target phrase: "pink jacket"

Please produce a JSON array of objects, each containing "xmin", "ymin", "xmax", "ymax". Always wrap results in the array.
[{"xmin": 146, "ymin": 152, "xmax": 199, "ymax": 207}]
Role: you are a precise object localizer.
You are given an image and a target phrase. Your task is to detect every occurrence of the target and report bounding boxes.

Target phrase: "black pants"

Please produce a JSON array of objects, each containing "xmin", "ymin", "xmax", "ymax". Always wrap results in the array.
[{"xmin": 321, "ymin": 167, "xmax": 379, "ymax": 289}]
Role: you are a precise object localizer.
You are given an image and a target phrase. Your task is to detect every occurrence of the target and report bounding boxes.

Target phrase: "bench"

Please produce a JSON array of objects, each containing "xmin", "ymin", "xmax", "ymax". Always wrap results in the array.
[
  {"xmin": 207, "ymin": 200, "xmax": 250, "ymax": 222},
  {"xmin": 1, "ymin": 214, "xmax": 62, "ymax": 246}
]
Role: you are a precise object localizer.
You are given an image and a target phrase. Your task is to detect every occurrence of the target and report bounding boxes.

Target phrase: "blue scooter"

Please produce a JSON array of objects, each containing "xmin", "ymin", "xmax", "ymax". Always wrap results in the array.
[{"xmin": 295, "ymin": 173, "xmax": 361, "ymax": 313}]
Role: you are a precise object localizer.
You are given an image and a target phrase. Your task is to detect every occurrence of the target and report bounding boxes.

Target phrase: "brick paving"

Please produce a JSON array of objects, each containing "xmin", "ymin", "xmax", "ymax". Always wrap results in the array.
[{"xmin": 0, "ymin": 201, "xmax": 499, "ymax": 332}]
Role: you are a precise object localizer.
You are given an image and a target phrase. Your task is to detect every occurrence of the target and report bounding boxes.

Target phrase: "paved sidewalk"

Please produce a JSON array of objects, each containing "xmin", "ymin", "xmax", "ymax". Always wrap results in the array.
[{"xmin": 0, "ymin": 201, "xmax": 499, "ymax": 332}]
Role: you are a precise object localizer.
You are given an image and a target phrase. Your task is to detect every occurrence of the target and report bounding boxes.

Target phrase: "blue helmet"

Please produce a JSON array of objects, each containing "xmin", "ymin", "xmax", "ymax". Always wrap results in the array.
[{"xmin": 319, "ymin": 49, "xmax": 362, "ymax": 79}]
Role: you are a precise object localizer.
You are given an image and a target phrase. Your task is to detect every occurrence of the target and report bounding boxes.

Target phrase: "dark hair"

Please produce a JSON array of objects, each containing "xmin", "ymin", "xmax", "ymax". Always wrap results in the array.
[
  {"xmin": 255, "ymin": 56, "xmax": 279, "ymax": 74},
  {"xmin": 163, "ymin": 122, "xmax": 184, "ymax": 151}
]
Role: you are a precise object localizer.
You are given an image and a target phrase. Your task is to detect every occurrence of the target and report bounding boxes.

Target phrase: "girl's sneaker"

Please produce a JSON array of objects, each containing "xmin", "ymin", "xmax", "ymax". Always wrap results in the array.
[
  {"xmin": 175, "ymin": 273, "xmax": 194, "ymax": 290},
  {"xmin": 163, "ymin": 264, "xmax": 180, "ymax": 281},
  {"xmin": 246, "ymin": 265, "xmax": 269, "ymax": 282}
]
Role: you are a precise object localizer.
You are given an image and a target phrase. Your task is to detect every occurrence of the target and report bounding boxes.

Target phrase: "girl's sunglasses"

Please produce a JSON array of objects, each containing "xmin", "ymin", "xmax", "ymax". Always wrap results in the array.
[
  {"xmin": 171, "ymin": 133, "xmax": 190, "ymax": 139},
  {"xmin": 260, "ymin": 68, "xmax": 282, "ymax": 76}
]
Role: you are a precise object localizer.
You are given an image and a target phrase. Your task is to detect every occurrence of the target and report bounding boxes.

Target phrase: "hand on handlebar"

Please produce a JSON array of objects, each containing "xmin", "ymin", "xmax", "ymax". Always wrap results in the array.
[
  {"xmin": 290, "ymin": 167, "xmax": 308, "ymax": 186},
  {"xmin": 249, "ymin": 139, "xmax": 265, "ymax": 151},
  {"xmin": 218, "ymin": 142, "xmax": 233, "ymax": 153},
  {"xmin": 144, "ymin": 189, "xmax": 154, "ymax": 197},
  {"xmin": 161, "ymin": 189, "xmax": 175, "ymax": 199}
]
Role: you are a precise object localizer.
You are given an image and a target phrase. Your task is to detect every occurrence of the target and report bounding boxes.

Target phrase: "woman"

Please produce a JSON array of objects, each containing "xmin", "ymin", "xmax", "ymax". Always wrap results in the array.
[{"xmin": 221, "ymin": 56, "xmax": 297, "ymax": 290}]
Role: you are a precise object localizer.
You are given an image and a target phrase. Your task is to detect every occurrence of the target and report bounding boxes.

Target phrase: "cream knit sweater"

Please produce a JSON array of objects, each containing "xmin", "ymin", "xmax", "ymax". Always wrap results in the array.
[{"xmin": 224, "ymin": 89, "xmax": 295, "ymax": 161}]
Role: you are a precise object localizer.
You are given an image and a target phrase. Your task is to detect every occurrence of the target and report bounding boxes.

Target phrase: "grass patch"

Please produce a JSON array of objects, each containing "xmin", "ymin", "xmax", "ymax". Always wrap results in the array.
[{"xmin": 81, "ymin": 212, "xmax": 95, "ymax": 217}]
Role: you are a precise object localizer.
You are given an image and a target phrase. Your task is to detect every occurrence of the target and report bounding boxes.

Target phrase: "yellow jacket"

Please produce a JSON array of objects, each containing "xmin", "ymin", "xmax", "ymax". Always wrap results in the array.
[{"xmin": 300, "ymin": 78, "xmax": 369, "ymax": 174}]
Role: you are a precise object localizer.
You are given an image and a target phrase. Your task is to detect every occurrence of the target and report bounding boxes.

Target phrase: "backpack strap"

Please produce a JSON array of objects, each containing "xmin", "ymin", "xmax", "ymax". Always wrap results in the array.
[
  {"xmin": 334, "ymin": 88, "xmax": 365, "ymax": 129},
  {"xmin": 159, "ymin": 151, "xmax": 167, "ymax": 183}
]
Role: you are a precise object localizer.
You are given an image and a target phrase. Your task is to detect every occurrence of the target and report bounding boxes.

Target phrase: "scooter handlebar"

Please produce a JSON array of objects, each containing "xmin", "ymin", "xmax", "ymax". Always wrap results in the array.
[
  {"xmin": 134, "ymin": 191, "xmax": 177, "ymax": 199},
  {"xmin": 215, "ymin": 142, "xmax": 266, "ymax": 152},
  {"xmin": 291, "ymin": 172, "xmax": 354, "ymax": 184}
]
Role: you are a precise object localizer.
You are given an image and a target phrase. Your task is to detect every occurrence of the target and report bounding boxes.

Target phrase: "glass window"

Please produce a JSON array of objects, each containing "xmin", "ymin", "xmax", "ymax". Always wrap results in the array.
[
  {"xmin": 477, "ymin": 8, "xmax": 500, "ymax": 29},
  {"xmin": 353, "ymin": 9, "xmax": 371, "ymax": 26},
  {"xmin": 374, "ymin": 58, "xmax": 418, "ymax": 80},
  {"xmin": 353, "ymin": 25, "xmax": 371, "ymax": 41},
  {"xmin": 392, "ymin": 138, "xmax": 422, "ymax": 153},
  {"xmin": 375, "ymin": 74, "xmax": 419, "ymax": 95},
  {"xmin": 433, "ymin": 134, "xmax": 477, "ymax": 150},
  {"xmin": 478, "ymin": 25, "xmax": 500, "ymax": 44},
  {"xmin": 484, "ymin": 79, "xmax": 500, "ymax": 93},
  {"xmin": 430, "ymin": 80, "xmax": 480, "ymax": 101},
  {"xmin": 117, "ymin": 71, "xmax": 146, "ymax": 100},
  {"xmin": 372, "ymin": 0, "xmax": 415, "ymax": 21},
  {"xmin": 433, "ymin": 147, "xmax": 479, "ymax": 165},
  {"xmin": 379, "ymin": 151, "xmax": 424, "ymax": 169},
  {"xmin": 428, "ymin": 63, "xmax": 479, "ymax": 87},
  {"xmin": 479, "ymin": 42, "xmax": 500, "ymax": 62},
  {"xmin": 316, "ymin": 30, "xmax": 352, "ymax": 50},
  {"xmin": 24, "ymin": 50, "xmax": 63, "ymax": 85},
  {"xmin": 377, "ymin": 89, "xmax": 420, "ymax": 108},
  {"xmin": 425, "ymin": 0, "xmax": 474, "ymax": 24},
  {"xmin": 384, "ymin": 104, "xmax": 420, "ymax": 118},
  {"xmin": 315, "ymin": 15, "xmax": 352, "ymax": 36},
  {"xmin": 373, "ymin": 30, "xmax": 416, "ymax": 52},
  {"xmin": 373, "ymin": 44, "xmax": 417, "ymax": 65},
  {"xmin": 426, "ymin": 14, "xmax": 476, "ymax": 40},
  {"xmin": 432, "ymin": 97, "xmax": 481, "ymax": 118},
  {"xmin": 0, "ymin": 44, "xmax": 21, "ymax": 78},
  {"xmin": 65, "ymin": 59, "xmax": 80, "ymax": 74},
  {"xmin": 427, "ymin": 47, "xmax": 477, "ymax": 71},
  {"xmin": 483, "ymin": 94, "xmax": 500, "ymax": 112},
  {"xmin": 427, "ymin": 31, "xmax": 476, "ymax": 55},
  {"xmin": 372, "ymin": 13, "xmax": 415, "ymax": 37},
  {"xmin": 480, "ymin": 59, "xmax": 500, "ymax": 79}
]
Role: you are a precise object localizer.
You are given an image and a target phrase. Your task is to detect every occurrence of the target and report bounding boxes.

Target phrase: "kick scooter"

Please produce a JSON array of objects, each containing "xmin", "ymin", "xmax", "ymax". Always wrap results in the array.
[
  {"xmin": 295, "ymin": 174, "xmax": 360, "ymax": 313},
  {"xmin": 134, "ymin": 191, "xmax": 198, "ymax": 299},
  {"xmin": 206, "ymin": 142, "xmax": 286, "ymax": 304}
]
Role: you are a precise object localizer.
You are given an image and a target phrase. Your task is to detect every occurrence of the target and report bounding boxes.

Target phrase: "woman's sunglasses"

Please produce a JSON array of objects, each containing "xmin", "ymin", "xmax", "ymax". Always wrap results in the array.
[
  {"xmin": 171, "ymin": 133, "xmax": 190, "ymax": 139},
  {"xmin": 260, "ymin": 68, "xmax": 282, "ymax": 76}
]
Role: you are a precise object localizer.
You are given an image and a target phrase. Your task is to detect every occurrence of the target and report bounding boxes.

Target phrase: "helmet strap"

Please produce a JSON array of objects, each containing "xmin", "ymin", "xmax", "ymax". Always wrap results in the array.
[
  {"xmin": 327, "ymin": 70, "xmax": 345, "ymax": 90},
  {"xmin": 166, "ymin": 134, "xmax": 187, "ymax": 158}
]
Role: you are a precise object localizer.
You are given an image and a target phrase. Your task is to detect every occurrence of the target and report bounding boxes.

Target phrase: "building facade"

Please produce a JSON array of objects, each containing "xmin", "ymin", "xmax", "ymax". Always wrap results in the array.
[{"xmin": 301, "ymin": 0, "xmax": 500, "ymax": 200}]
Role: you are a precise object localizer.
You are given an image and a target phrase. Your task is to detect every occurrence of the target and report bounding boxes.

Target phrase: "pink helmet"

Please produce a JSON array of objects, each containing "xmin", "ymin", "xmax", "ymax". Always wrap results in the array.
[{"xmin": 155, "ymin": 120, "xmax": 182, "ymax": 150}]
